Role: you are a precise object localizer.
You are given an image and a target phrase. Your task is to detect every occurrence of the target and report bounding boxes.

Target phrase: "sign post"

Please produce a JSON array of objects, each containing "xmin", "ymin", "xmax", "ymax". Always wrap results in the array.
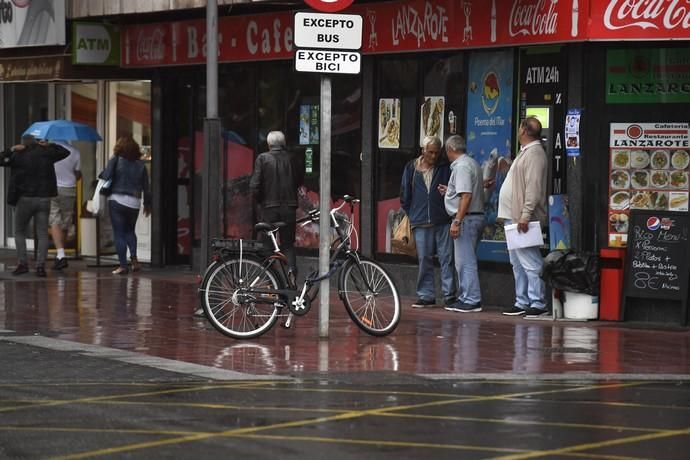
[{"xmin": 295, "ymin": 6, "xmax": 362, "ymax": 338}]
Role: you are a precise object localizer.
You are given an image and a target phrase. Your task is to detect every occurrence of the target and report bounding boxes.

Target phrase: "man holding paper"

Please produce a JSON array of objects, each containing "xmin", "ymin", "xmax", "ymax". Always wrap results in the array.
[
  {"xmin": 443, "ymin": 135, "xmax": 485, "ymax": 313},
  {"xmin": 500, "ymin": 117, "xmax": 549, "ymax": 317}
]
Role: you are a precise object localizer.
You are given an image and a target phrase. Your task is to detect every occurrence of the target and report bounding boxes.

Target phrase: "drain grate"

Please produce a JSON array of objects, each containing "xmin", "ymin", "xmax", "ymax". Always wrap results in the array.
[{"xmin": 531, "ymin": 347, "xmax": 597, "ymax": 354}]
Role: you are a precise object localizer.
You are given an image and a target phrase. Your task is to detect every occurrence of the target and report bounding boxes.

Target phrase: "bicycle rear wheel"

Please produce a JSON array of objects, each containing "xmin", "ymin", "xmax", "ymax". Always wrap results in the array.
[
  {"xmin": 201, "ymin": 257, "xmax": 282, "ymax": 339},
  {"xmin": 340, "ymin": 259, "xmax": 401, "ymax": 336}
]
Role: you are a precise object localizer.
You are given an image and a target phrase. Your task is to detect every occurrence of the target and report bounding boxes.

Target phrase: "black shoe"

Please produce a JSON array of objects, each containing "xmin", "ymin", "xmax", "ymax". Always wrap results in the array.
[
  {"xmin": 53, "ymin": 258, "xmax": 68, "ymax": 270},
  {"xmin": 502, "ymin": 306, "xmax": 527, "ymax": 316},
  {"xmin": 524, "ymin": 307, "xmax": 549, "ymax": 316},
  {"xmin": 445, "ymin": 301, "xmax": 482, "ymax": 313},
  {"xmin": 444, "ymin": 296, "xmax": 457, "ymax": 306},
  {"xmin": 412, "ymin": 298, "xmax": 435, "ymax": 308},
  {"xmin": 36, "ymin": 266, "xmax": 47, "ymax": 278},
  {"xmin": 12, "ymin": 264, "xmax": 29, "ymax": 276}
]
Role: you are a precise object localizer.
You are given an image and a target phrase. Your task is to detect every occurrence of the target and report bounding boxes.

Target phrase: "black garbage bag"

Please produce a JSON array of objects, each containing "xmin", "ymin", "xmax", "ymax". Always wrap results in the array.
[{"xmin": 541, "ymin": 250, "xmax": 599, "ymax": 296}]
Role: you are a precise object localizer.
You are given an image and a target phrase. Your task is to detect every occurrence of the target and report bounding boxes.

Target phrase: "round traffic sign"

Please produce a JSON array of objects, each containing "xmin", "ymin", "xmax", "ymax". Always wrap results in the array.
[{"xmin": 304, "ymin": 0, "xmax": 355, "ymax": 13}]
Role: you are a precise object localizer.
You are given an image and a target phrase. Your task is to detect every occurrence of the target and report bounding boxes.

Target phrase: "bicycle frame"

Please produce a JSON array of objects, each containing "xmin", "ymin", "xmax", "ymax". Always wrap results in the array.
[{"xmin": 227, "ymin": 201, "xmax": 364, "ymax": 311}]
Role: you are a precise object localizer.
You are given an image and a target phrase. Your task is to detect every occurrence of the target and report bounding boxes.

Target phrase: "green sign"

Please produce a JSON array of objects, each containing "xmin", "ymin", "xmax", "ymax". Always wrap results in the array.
[
  {"xmin": 72, "ymin": 23, "xmax": 120, "ymax": 66},
  {"xmin": 606, "ymin": 48, "xmax": 690, "ymax": 104}
]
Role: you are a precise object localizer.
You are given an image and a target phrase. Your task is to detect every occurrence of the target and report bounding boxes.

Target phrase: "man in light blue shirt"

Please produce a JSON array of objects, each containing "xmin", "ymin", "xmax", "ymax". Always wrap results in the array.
[{"xmin": 443, "ymin": 135, "xmax": 485, "ymax": 312}]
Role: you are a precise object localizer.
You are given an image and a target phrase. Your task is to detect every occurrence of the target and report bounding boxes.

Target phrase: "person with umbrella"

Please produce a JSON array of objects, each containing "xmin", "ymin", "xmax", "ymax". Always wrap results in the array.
[
  {"xmin": 22, "ymin": 120, "xmax": 100, "ymax": 270},
  {"xmin": 49, "ymin": 140, "xmax": 81, "ymax": 270},
  {"xmin": 1, "ymin": 135, "xmax": 70, "ymax": 277}
]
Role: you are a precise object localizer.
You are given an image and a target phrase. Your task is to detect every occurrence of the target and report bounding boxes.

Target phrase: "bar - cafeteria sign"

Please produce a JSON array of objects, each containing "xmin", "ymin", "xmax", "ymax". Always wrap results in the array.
[{"xmin": 120, "ymin": 0, "xmax": 690, "ymax": 67}]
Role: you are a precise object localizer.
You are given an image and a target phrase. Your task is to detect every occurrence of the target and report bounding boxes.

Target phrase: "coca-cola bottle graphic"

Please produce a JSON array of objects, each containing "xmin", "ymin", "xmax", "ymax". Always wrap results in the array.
[
  {"xmin": 490, "ymin": 0, "xmax": 497, "ymax": 43},
  {"xmin": 571, "ymin": 0, "xmax": 579, "ymax": 37}
]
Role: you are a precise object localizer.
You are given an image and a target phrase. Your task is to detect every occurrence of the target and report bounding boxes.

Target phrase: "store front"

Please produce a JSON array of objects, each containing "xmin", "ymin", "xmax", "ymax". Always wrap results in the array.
[{"xmin": 115, "ymin": 0, "xmax": 689, "ymax": 321}]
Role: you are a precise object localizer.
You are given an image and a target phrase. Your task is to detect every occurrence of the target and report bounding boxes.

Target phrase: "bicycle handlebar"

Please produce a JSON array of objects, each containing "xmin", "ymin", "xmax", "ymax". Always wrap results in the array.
[{"xmin": 296, "ymin": 196, "xmax": 360, "ymax": 227}]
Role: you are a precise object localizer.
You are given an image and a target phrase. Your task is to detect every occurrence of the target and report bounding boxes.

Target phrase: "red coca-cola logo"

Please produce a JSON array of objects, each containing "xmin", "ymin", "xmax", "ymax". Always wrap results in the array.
[
  {"xmin": 136, "ymin": 28, "xmax": 166, "ymax": 62},
  {"xmin": 604, "ymin": 0, "xmax": 690, "ymax": 30},
  {"xmin": 509, "ymin": 0, "xmax": 559, "ymax": 38}
]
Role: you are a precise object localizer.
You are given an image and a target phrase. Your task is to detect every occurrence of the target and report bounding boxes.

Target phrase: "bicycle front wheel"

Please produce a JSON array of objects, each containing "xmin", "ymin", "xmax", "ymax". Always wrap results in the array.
[
  {"xmin": 341, "ymin": 259, "xmax": 401, "ymax": 336},
  {"xmin": 201, "ymin": 257, "xmax": 282, "ymax": 339}
]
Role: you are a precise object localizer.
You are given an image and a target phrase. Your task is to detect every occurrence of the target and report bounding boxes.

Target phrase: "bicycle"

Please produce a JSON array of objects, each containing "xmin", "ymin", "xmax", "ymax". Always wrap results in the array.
[{"xmin": 198, "ymin": 195, "xmax": 401, "ymax": 339}]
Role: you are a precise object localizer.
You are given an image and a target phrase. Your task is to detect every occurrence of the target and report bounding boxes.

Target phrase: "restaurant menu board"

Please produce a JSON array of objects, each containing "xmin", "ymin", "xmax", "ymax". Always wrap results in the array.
[
  {"xmin": 608, "ymin": 123, "xmax": 690, "ymax": 247},
  {"xmin": 624, "ymin": 210, "xmax": 689, "ymax": 303}
]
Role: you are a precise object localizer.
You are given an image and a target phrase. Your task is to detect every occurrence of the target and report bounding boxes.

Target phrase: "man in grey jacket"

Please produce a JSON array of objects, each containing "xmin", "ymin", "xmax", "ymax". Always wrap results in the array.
[{"xmin": 500, "ymin": 117, "xmax": 548, "ymax": 316}]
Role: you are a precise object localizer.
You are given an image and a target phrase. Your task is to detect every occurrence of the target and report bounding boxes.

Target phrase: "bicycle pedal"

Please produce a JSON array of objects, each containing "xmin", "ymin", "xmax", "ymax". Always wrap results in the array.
[{"xmin": 282, "ymin": 313, "xmax": 294, "ymax": 329}]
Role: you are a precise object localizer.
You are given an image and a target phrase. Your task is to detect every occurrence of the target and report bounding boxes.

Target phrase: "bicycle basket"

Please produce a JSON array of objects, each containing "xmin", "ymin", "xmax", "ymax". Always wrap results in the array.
[{"xmin": 211, "ymin": 238, "xmax": 267, "ymax": 254}]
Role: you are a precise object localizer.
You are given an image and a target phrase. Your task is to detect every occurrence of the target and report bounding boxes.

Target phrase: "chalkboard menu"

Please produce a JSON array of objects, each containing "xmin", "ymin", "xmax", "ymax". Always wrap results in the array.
[{"xmin": 624, "ymin": 210, "xmax": 689, "ymax": 302}]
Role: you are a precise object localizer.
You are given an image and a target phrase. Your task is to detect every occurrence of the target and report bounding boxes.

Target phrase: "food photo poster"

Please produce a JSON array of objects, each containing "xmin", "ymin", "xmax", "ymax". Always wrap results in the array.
[
  {"xmin": 419, "ymin": 96, "xmax": 444, "ymax": 146},
  {"xmin": 608, "ymin": 122, "xmax": 690, "ymax": 247},
  {"xmin": 378, "ymin": 98, "xmax": 401, "ymax": 149}
]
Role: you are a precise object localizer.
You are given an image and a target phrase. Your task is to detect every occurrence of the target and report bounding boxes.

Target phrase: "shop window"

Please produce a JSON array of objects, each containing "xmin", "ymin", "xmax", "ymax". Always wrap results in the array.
[
  {"xmin": 374, "ymin": 53, "xmax": 465, "ymax": 257},
  {"xmin": 257, "ymin": 63, "xmax": 362, "ymax": 250},
  {"xmin": 219, "ymin": 65, "xmax": 257, "ymax": 240},
  {"xmin": 2, "ymin": 83, "xmax": 49, "ymax": 244}
]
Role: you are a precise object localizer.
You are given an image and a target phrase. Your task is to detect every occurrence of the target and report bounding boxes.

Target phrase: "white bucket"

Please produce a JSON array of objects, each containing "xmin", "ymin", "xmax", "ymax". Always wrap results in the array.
[{"xmin": 563, "ymin": 291, "xmax": 599, "ymax": 320}]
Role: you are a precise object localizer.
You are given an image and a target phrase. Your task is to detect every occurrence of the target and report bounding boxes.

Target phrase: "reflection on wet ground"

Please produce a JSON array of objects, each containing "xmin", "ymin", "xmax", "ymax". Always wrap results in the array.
[{"xmin": 1, "ymin": 260, "xmax": 690, "ymax": 378}]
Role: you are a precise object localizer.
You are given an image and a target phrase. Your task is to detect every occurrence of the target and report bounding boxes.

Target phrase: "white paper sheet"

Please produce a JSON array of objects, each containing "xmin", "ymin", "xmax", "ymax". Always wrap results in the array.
[{"xmin": 505, "ymin": 222, "xmax": 544, "ymax": 250}]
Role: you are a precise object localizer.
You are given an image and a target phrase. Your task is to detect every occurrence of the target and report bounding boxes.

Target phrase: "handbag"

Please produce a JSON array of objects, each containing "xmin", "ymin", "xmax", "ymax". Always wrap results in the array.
[
  {"xmin": 87, "ymin": 179, "xmax": 110, "ymax": 215},
  {"xmin": 99, "ymin": 156, "xmax": 118, "ymax": 196},
  {"xmin": 391, "ymin": 213, "xmax": 417, "ymax": 258}
]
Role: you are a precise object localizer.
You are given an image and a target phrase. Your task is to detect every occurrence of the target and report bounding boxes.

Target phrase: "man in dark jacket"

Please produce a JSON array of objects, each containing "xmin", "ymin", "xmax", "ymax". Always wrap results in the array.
[
  {"xmin": 1, "ymin": 135, "xmax": 69, "ymax": 276},
  {"xmin": 250, "ymin": 131, "xmax": 304, "ymax": 275},
  {"xmin": 400, "ymin": 135, "xmax": 455, "ymax": 307}
]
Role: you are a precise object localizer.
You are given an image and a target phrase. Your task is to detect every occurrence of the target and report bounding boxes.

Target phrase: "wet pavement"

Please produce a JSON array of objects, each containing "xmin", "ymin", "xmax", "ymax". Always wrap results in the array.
[{"xmin": 1, "ymin": 252, "xmax": 690, "ymax": 458}]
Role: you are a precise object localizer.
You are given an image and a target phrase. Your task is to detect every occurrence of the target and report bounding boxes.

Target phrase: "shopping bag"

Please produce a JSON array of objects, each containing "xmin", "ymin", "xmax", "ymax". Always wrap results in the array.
[
  {"xmin": 86, "ymin": 179, "xmax": 109, "ymax": 215},
  {"xmin": 391, "ymin": 214, "xmax": 417, "ymax": 257}
]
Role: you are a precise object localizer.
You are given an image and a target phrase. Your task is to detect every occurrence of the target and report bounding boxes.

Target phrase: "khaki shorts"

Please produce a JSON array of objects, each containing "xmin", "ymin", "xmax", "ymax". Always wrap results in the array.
[{"xmin": 49, "ymin": 187, "xmax": 77, "ymax": 228}]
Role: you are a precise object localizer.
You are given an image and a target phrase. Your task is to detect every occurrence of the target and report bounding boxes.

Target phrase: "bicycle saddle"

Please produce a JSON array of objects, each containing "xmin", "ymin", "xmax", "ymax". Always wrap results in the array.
[{"xmin": 255, "ymin": 222, "xmax": 287, "ymax": 232}]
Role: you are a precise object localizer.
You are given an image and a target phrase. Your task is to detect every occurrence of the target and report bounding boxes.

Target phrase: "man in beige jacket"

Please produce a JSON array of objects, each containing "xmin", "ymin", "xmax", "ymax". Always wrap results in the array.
[{"xmin": 499, "ymin": 117, "xmax": 548, "ymax": 316}]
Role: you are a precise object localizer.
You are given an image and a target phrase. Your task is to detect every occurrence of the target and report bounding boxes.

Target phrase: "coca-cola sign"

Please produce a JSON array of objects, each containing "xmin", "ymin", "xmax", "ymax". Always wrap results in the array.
[
  {"xmin": 136, "ymin": 28, "xmax": 166, "ymax": 62},
  {"xmin": 592, "ymin": 0, "xmax": 690, "ymax": 39},
  {"xmin": 605, "ymin": 0, "xmax": 690, "ymax": 30},
  {"xmin": 509, "ymin": 0, "xmax": 559, "ymax": 37}
]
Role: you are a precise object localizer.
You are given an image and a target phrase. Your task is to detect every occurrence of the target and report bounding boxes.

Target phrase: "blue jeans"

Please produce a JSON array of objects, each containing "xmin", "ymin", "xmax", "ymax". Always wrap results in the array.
[
  {"xmin": 109, "ymin": 200, "xmax": 140, "ymax": 268},
  {"xmin": 453, "ymin": 215, "xmax": 485, "ymax": 305},
  {"xmin": 505, "ymin": 220, "xmax": 546, "ymax": 309},
  {"xmin": 413, "ymin": 224, "xmax": 455, "ymax": 301}
]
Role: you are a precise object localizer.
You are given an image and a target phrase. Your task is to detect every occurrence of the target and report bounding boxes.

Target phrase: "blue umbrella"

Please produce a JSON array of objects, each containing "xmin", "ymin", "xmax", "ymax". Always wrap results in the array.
[{"xmin": 23, "ymin": 119, "xmax": 102, "ymax": 142}]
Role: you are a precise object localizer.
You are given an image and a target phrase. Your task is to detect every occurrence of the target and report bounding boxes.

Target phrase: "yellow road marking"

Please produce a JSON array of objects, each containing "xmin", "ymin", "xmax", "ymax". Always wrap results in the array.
[
  {"xmin": 489, "ymin": 426, "xmax": 690, "ymax": 460},
  {"xmin": 378, "ymin": 412, "xmax": 661, "ymax": 433},
  {"xmin": 0, "ymin": 426, "xmax": 200, "ymax": 436},
  {"xmin": 50, "ymin": 381, "xmax": 646, "ymax": 459},
  {"xmin": 503, "ymin": 397, "xmax": 690, "ymax": 411},
  {"xmin": 240, "ymin": 433, "xmax": 527, "ymax": 453},
  {"xmin": 239, "ymin": 435, "xmax": 644, "ymax": 460},
  {"xmin": 0, "ymin": 382, "xmax": 270, "ymax": 414}
]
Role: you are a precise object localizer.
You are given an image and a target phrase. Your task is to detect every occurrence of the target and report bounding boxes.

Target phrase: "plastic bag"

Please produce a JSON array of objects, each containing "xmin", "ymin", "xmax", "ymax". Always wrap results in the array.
[
  {"xmin": 86, "ymin": 179, "xmax": 110, "ymax": 215},
  {"xmin": 541, "ymin": 250, "xmax": 599, "ymax": 295}
]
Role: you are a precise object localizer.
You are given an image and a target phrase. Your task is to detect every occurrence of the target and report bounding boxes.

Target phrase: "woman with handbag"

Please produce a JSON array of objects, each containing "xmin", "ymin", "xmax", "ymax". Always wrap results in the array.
[{"xmin": 99, "ymin": 136, "xmax": 152, "ymax": 274}]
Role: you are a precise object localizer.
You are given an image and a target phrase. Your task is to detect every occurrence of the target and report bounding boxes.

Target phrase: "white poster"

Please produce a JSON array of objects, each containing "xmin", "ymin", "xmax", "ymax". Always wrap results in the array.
[
  {"xmin": 0, "ymin": 0, "xmax": 66, "ymax": 48},
  {"xmin": 378, "ymin": 98, "xmax": 400, "ymax": 149},
  {"xmin": 419, "ymin": 96, "xmax": 444, "ymax": 146}
]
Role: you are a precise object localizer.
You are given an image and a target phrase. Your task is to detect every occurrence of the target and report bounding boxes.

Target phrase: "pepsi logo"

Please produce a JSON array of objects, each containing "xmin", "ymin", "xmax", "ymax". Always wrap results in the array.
[
  {"xmin": 626, "ymin": 124, "xmax": 643, "ymax": 139},
  {"xmin": 646, "ymin": 216, "xmax": 661, "ymax": 231}
]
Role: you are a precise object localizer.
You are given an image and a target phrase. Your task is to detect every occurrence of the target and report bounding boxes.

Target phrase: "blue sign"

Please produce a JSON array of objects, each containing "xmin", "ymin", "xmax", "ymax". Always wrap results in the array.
[{"xmin": 465, "ymin": 50, "xmax": 514, "ymax": 262}]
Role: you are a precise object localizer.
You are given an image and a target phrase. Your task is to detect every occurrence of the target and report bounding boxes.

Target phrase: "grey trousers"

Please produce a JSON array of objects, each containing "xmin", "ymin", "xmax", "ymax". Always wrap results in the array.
[{"xmin": 14, "ymin": 196, "xmax": 51, "ymax": 266}]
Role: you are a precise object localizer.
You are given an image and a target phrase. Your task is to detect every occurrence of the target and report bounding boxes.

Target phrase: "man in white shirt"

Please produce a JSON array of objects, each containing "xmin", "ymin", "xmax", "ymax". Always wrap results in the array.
[
  {"xmin": 443, "ymin": 135, "xmax": 485, "ymax": 312},
  {"xmin": 49, "ymin": 141, "xmax": 81, "ymax": 270},
  {"xmin": 500, "ymin": 117, "xmax": 548, "ymax": 316}
]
